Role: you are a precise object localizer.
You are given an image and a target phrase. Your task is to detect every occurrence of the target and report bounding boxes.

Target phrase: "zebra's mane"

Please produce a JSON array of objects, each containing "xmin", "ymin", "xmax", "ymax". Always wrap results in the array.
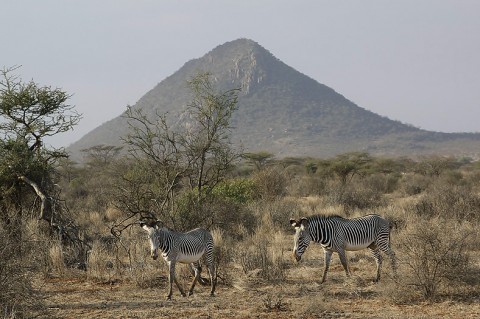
[
  {"xmin": 309, "ymin": 214, "xmax": 346, "ymax": 221},
  {"xmin": 156, "ymin": 225, "xmax": 175, "ymax": 233}
]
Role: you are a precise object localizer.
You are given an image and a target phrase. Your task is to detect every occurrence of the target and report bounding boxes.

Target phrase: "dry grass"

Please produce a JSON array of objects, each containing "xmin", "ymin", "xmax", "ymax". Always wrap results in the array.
[
  {"xmin": 49, "ymin": 243, "xmax": 66, "ymax": 276},
  {"xmin": 33, "ymin": 253, "xmax": 480, "ymax": 319},
  {"xmin": 32, "ymin": 210, "xmax": 479, "ymax": 318},
  {"xmin": 18, "ymin": 168, "xmax": 480, "ymax": 318}
]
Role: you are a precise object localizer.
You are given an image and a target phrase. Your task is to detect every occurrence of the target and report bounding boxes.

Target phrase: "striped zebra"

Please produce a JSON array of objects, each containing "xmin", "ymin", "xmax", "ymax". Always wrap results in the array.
[
  {"xmin": 290, "ymin": 214, "xmax": 396, "ymax": 283},
  {"xmin": 140, "ymin": 220, "xmax": 216, "ymax": 300}
]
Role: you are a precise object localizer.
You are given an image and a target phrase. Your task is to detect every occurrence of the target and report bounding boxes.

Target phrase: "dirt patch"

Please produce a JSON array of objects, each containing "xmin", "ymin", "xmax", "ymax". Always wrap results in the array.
[{"xmin": 32, "ymin": 268, "xmax": 479, "ymax": 319}]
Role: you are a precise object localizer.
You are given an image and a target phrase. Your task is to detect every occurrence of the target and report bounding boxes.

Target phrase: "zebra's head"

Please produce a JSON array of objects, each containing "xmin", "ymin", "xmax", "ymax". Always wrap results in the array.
[
  {"xmin": 140, "ymin": 220, "xmax": 161, "ymax": 260},
  {"xmin": 290, "ymin": 217, "xmax": 311, "ymax": 262}
]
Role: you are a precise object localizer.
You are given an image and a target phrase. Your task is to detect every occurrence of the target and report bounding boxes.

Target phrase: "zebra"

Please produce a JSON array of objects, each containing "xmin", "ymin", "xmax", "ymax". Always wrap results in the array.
[
  {"xmin": 290, "ymin": 214, "xmax": 396, "ymax": 283},
  {"xmin": 140, "ymin": 220, "xmax": 216, "ymax": 300}
]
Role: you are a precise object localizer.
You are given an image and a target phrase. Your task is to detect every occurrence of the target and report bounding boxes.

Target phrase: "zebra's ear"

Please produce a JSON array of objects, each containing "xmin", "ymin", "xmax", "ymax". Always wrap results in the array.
[
  {"xmin": 154, "ymin": 220, "xmax": 163, "ymax": 229},
  {"xmin": 140, "ymin": 219, "xmax": 158, "ymax": 229},
  {"xmin": 299, "ymin": 217, "xmax": 309, "ymax": 228},
  {"xmin": 139, "ymin": 221, "xmax": 151, "ymax": 232},
  {"xmin": 290, "ymin": 218, "xmax": 299, "ymax": 228}
]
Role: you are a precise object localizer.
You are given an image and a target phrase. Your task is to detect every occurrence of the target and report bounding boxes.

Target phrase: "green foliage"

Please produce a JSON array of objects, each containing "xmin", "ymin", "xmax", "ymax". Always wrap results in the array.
[
  {"xmin": 331, "ymin": 152, "xmax": 372, "ymax": 181},
  {"xmin": 174, "ymin": 191, "xmax": 206, "ymax": 230},
  {"xmin": 305, "ymin": 161, "xmax": 318, "ymax": 174},
  {"xmin": 0, "ymin": 66, "xmax": 80, "ymax": 155},
  {"xmin": 0, "ymin": 67, "xmax": 79, "ymax": 219},
  {"xmin": 0, "ymin": 139, "xmax": 50, "ymax": 218},
  {"xmin": 173, "ymin": 189, "xmax": 255, "ymax": 234},
  {"xmin": 212, "ymin": 178, "xmax": 256, "ymax": 204},
  {"xmin": 185, "ymin": 72, "xmax": 241, "ymax": 196}
]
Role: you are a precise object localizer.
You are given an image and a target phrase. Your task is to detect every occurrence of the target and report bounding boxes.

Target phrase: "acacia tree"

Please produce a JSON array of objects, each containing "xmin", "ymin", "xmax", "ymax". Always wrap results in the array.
[
  {"xmin": 182, "ymin": 72, "xmax": 240, "ymax": 201},
  {"xmin": 242, "ymin": 152, "xmax": 275, "ymax": 170},
  {"xmin": 328, "ymin": 152, "xmax": 372, "ymax": 185},
  {"xmin": 0, "ymin": 66, "xmax": 81, "ymax": 224},
  {"xmin": 118, "ymin": 72, "xmax": 240, "ymax": 230},
  {"xmin": 0, "ymin": 66, "xmax": 82, "ymax": 316},
  {"xmin": 118, "ymin": 108, "xmax": 187, "ymax": 227}
]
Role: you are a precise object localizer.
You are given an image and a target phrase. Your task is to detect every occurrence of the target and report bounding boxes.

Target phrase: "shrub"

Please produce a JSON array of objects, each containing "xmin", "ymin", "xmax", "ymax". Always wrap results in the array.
[
  {"xmin": 325, "ymin": 179, "xmax": 385, "ymax": 213},
  {"xmin": 49, "ymin": 242, "xmax": 66, "ymax": 276},
  {"xmin": 211, "ymin": 228, "xmax": 235, "ymax": 285},
  {"xmin": 0, "ymin": 219, "xmax": 45, "ymax": 318},
  {"xmin": 234, "ymin": 229, "xmax": 287, "ymax": 281},
  {"xmin": 413, "ymin": 183, "xmax": 480, "ymax": 221},
  {"xmin": 286, "ymin": 175, "xmax": 326, "ymax": 197},
  {"xmin": 252, "ymin": 198, "xmax": 301, "ymax": 232},
  {"xmin": 397, "ymin": 217, "xmax": 477, "ymax": 299},
  {"xmin": 87, "ymin": 242, "xmax": 116, "ymax": 282},
  {"xmin": 252, "ymin": 166, "xmax": 288, "ymax": 199},
  {"xmin": 212, "ymin": 178, "xmax": 256, "ymax": 204},
  {"xmin": 400, "ymin": 173, "xmax": 432, "ymax": 196},
  {"xmin": 363, "ymin": 173, "xmax": 400, "ymax": 194}
]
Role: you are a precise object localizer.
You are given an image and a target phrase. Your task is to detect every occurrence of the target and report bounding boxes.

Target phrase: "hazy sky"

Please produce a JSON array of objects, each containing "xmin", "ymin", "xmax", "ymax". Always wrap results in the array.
[{"xmin": 2, "ymin": 0, "xmax": 479, "ymax": 147}]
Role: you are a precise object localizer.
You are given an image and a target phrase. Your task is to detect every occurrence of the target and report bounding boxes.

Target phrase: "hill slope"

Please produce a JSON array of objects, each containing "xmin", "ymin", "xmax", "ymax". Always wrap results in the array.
[{"xmin": 67, "ymin": 38, "xmax": 480, "ymax": 160}]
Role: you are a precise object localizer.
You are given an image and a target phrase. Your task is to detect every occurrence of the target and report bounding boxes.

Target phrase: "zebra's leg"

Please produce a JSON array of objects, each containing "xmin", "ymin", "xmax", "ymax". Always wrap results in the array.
[
  {"xmin": 205, "ymin": 249, "xmax": 216, "ymax": 296},
  {"xmin": 207, "ymin": 261, "xmax": 216, "ymax": 296},
  {"xmin": 368, "ymin": 246, "xmax": 382, "ymax": 282},
  {"xmin": 337, "ymin": 249, "xmax": 351, "ymax": 278},
  {"xmin": 381, "ymin": 245, "xmax": 397, "ymax": 279},
  {"xmin": 188, "ymin": 262, "xmax": 201, "ymax": 296},
  {"xmin": 174, "ymin": 275, "xmax": 186, "ymax": 298},
  {"xmin": 166, "ymin": 261, "xmax": 175, "ymax": 300},
  {"xmin": 167, "ymin": 261, "xmax": 185, "ymax": 300},
  {"xmin": 321, "ymin": 249, "xmax": 333, "ymax": 283}
]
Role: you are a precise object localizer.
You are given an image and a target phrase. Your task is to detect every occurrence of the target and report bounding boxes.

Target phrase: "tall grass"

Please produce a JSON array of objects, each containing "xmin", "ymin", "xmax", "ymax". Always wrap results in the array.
[{"xmin": 34, "ymin": 155, "xmax": 480, "ymax": 306}]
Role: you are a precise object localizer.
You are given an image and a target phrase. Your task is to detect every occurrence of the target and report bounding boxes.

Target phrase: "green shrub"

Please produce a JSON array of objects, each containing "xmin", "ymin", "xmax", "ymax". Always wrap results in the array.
[{"xmin": 212, "ymin": 178, "xmax": 256, "ymax": 204}]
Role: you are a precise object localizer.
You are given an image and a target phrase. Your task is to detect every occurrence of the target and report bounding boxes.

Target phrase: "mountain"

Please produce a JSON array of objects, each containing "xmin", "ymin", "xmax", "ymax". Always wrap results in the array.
[{"xmin": 67, "ymin": 38, "xmax": 480, "ymax": 160}]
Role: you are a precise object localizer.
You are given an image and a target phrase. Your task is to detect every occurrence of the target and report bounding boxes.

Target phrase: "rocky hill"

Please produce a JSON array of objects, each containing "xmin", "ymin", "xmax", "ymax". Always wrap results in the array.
[{"xmin": 67, "ymin": 38, "xmax": 480, "ymax": 160}]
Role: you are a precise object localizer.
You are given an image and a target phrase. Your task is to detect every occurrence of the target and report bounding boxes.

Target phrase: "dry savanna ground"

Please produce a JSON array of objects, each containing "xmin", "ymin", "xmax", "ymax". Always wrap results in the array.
[{"xmin": 34, "ymin": 230, "xmax": 480, "ymax": 319}]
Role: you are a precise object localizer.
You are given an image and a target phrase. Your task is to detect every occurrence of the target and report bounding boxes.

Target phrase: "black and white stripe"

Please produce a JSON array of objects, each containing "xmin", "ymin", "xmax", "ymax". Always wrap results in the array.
[
  {"xmin": 290, "ymin": 214, "xmax": 396, "ymax": 283},
  {"xmin": 141, "ymin": 221, "xmax": 216, "ymax": 300}
]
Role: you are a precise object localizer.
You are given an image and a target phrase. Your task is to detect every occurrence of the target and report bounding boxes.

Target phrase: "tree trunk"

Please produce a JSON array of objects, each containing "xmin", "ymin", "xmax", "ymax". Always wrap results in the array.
[{"xmin": 18, "ymin": 175, "xmax": 52, "ymax": 223}]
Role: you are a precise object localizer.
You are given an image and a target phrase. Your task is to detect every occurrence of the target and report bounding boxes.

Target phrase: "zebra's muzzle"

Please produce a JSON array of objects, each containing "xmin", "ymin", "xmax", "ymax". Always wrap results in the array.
[
  {"xmin": 151, "ymin": 251, "xmax": 158, "ymax": 260},
  {"xmin": 293, "ymin": 251, "xmax": 302, "ymax": 262}
]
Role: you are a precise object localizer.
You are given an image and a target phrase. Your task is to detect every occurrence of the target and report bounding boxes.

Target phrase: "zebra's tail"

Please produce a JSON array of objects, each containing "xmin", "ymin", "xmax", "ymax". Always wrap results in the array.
[
  {"xmin": 198, "ymin": 276, "xmax": 210, "ymax": 286},
  {"xmin": 386, "ymin": 217, "xmax": 398, "ymax": 231},
  {"xmin": 389, "ymin": 220, "xmax": 397, "ymax": 230}
]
